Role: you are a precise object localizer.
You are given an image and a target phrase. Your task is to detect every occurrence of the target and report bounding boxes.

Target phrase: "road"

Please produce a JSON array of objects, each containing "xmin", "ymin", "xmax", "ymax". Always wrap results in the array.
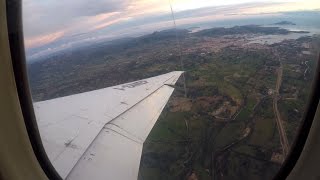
[
  {"xmin": 304, "ymin": 60, "xmax": 310, "ymax": 79},
  {"xmin": 273, "ymin": 54, "xmax": 290, "ymax": 157}
]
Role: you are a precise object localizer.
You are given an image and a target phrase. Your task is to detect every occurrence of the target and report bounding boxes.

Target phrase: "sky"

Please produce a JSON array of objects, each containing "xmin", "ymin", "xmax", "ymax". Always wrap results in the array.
[{"xmin": 23, "ymin": 0, "xmax": 320, "ymax": 59}]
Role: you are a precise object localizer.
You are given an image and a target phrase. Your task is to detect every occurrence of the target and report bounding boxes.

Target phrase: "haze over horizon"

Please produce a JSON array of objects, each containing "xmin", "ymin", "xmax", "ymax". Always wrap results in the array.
[{"xmin": 23, "ymin": 0, "xmax": 320, "ymax": 60}]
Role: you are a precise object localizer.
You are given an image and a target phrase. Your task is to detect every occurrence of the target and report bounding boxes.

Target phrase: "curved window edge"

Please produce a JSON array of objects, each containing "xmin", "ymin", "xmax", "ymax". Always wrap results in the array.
[{"xmin": 6, "ymin": 0, "xmax": 62, "ymax": 179}]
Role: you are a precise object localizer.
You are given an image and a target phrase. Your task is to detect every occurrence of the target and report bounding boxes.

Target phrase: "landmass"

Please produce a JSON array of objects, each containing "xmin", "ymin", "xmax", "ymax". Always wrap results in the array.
[
  {"xmin": 273, "ymin": 21, "xmax": 296, "ymax": 25},
  {"xmin": 27, "ymin": 25, "xmax": 319, "ymax": 180}
]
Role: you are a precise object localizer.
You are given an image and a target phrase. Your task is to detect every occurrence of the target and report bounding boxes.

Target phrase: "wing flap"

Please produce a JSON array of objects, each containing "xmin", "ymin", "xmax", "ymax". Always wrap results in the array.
[
  {"xmin": 67, "ymin": 85, "xmax": 175, "ymax": 180},
  {"xmin": 67, "ymin": 126, "xmax": 143, "ymax": 180},
  {"xmin": 106, "ymin": 85, "xmax": 174, "ymax": 141},
  {"xmin": 34, "ymin": 71, "xmax": 183, "ymax": 179}
]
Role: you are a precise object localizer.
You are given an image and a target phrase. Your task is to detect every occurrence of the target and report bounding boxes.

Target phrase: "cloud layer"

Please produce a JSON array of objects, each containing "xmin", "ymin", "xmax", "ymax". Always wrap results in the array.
[{"xmin": 23, "ymin": 0, "xmax": 320, "ymax": 59}]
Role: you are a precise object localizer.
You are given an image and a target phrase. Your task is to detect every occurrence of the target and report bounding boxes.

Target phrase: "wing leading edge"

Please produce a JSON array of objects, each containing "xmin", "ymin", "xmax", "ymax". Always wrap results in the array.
[{"xmin": 33, "ymin": 71, "xmax": 183, "ymax": 179}]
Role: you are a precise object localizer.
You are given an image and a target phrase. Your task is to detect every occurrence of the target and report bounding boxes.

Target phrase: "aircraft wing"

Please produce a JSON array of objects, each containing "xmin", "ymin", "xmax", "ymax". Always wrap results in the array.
[{"xmin": 33, "ymin": 71, "xmax": 183, "ymax": 180}]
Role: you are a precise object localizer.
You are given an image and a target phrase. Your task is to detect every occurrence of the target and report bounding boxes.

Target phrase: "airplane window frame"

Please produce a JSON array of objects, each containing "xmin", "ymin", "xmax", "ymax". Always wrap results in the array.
[
  {"xmin": 6, "ymin": 0, "xmax": 62, "ymax": 180},
  {"xmin": 5, "ymin": 0, "xmax": 320, "ymax": 179}
]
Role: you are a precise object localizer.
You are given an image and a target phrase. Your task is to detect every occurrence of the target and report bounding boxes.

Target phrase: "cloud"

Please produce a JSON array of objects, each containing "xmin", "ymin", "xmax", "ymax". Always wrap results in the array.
[
  {"xmin": 23, "ymin": 0, "xmax": 320, "ymax": 58},
  {"xmin": 93, "ymin": 17, "xmax": 128, "ymax": 30},
  {"xmin": 24, "ymin": 30, "xmax": 65, "ymax": 48},
  {"xmin": 23, "ymin": 0, "xmax": 130, "ymax": 38}
]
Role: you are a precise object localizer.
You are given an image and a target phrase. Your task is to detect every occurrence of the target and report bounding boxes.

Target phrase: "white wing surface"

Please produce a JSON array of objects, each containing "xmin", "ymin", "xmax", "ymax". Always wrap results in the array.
[{"xmin": 33, "ymin": 71, "xmax": 183, "ymax": 180}]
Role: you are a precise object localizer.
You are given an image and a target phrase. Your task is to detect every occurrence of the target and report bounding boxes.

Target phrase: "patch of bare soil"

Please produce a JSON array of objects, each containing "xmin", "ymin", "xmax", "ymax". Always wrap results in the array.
[
  {"xmin": 187, "ymin": 172, "xmax": 198, "ymax": 180},
  {"xmin": 169, "ymin": 97, "xmax": 192, "ymax": 112},
  {"xmin": 270, "ymin": 152, "xmax": 284, "ymax": 164}
]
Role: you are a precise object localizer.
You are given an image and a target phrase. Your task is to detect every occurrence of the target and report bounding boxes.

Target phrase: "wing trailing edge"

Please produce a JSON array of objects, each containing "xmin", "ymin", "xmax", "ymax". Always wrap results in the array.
[{"xmin": 34, "ymin": 71, "xmax": 183, "ymax": 179}]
